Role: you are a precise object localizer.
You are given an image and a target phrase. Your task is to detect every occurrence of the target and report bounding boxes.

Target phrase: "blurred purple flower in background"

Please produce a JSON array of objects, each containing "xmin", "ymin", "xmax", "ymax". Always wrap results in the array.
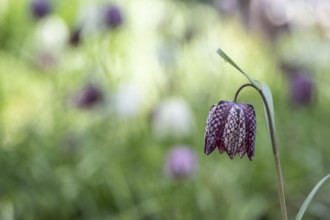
[
  {"xmin": 69, "ymin": 26, "xmax": 82, "ymax": 47},
  {"xmin": 164, "ymin": 145, "xmax": 198, "ymax": 180},
  {"xmin": 103, "ymin": 4, "xmax": 123, "ymax": 28},
  {"xmin": 204, "ymin": 101, "xmax": 256, "ymax": 160},
  {"xmin": 72, "ymin": 84, "xmax": 103, "ymax": 109},
  {"xmin": 289, "ymin": 70, "xmax": 314, "ymax": 106},
  {"xmin": 30, "ymin": 0, "xmax": 52, "ymax": 19},
  {"xmin": 35, "ymin": 51, "xmax": 57, "ymax": 70},
  {"xmin": 281, "ymin": 62, "xmax": 314, "ymax": 106},
  {"xmin": 215, "ymin": 0, "xmax": 239, "ymax": 16}
]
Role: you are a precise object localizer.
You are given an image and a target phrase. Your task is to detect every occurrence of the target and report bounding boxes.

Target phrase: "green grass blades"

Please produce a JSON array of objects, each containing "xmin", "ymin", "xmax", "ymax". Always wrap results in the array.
[
  {"xmin": 257, "ymin": 80, "xmax": 276, "ymax": 132},
  {"xmin": 216, "ymin": 48, "xmax": 260, "ymax": 91},
  {"xmin": 296, "ymin": 174, "xmax": 330, "ymax": 220}
]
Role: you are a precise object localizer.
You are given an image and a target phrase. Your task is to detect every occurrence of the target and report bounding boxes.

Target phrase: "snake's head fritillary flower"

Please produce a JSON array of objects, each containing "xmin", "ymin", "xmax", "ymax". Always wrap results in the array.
[
  {"xmin": 69, "ymin": 27, "xmax": 82, "ymax": 47},
  {"xmin": 204, "ymin": 101, "xmax": 256, "ymax": 160},
  {"xmin": 73, "ymin": 84, "xmax": 103, "ymax": 109},
  {"xmin": 35, "ymin": 16, "xmax": 69, "ymax": 54},
  {"xmin": 114, "ymin": 83, "xmax": 143, "ymax": 117},
  {"xmin": 281, "ymin": 62, "xmax": 314, "ymax": 106},
  {"xmin": 30, "ymin": 0, "xmax": 52, "ymax": 19},
  {"xmin": 290, "ymin": 71, "xmax": 314, "ymax": 106},
  {"xmin": 152, "ymin": 98, "xmax": 195, "ymax": 140},
  {"xmin": 164, "ymin": 146, "xmax": 198, "ymax": 180},
  {"xmin": 103, "ymin": 4, "xmax": 123, "ymax": 29}
]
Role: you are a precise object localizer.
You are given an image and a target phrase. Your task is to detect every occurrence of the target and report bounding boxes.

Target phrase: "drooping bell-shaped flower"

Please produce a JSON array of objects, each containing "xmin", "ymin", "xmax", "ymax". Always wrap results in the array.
[
  {"xmin": 164, "ymin": 145, "xmax": 198, "ymax": 180},
  {"xmin": 281, "ymin": 61, "xmax": 314, "ymax": 106},
  {"xmin": 204, "ymin": 101, "xmax": 256, "ymax": 160},
  {"xmin": 103, "ymin": 4, "xmax": 123, "ymax": 29},
  {"xmin": 69, "ymin": 26, "xmax": 82, "ymax": 47},
  {"xmin": 72, "ymin": 84, "xmax": 103, "ymax": 109},
  {"xmin": 30, "ymin": 0, "xmax": 52, "ymax": 19},
  {"xmin": 290, "ymin": 71, "xmax": 314, "ymax": 106}
]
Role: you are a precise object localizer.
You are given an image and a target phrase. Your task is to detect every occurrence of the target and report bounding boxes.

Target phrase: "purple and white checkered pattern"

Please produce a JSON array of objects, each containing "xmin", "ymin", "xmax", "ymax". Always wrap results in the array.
[{"xmin": 204, "ymin": 101, "xmax": 256, "ymax": 160}]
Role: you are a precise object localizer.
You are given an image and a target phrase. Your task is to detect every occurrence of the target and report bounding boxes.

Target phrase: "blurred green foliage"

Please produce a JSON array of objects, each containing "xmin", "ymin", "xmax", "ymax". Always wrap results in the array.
[{"xmin": 1, "ymin": 0, "xmax": 330, "ymax": 219}]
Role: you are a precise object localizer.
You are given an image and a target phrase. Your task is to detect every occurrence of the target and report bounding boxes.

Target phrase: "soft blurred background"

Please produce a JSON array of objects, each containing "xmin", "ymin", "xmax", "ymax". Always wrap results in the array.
[{"xmin": 0, "ymin": 0, "xmax": 330, "ymax": 219}]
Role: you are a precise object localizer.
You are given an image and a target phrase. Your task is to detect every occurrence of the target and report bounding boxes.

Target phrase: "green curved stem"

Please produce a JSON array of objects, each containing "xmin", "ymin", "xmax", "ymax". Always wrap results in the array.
[
  {"xmin": 233, "ymin": 83, "xmax": 255, "ymax": 102},
  {"xmin": 235, "ymin": 83, "xmax": 288, "ymax": 220}
]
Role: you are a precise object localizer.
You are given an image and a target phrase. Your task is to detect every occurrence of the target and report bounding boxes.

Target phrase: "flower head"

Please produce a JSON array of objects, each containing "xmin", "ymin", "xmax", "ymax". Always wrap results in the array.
[
  {"xmin": 152, "ymin": 98, "xmax": 195, "ymax": 140},
  {"xmin": 72, "ymin": 84, "xmax": 103, "ymax": 109},
  {"xmin": 204, "ymin": 101, "xmax": 256, "ymax": 160},
  {"xmin": 164, "ymin": 145, "xmax": 198, "ymax": 180},
  {"xmin": 69, "ymin": 27, "xmax": 82, "ymax": 47},
  {"xmin": 30, "ymin": 0, "xmax": 52, "ymax": 19},
  {"xmin": 114, "ymin": 83, "xmax": 142, "ymax": 117},
  {"xmin": 290, "ymin": 71, "xmax": 314, "ymax": 106},
  {"xmin": 36, "ymin": 16, "xmax": 69, "ymax": 54},
  {"xmin": 103, "ymin": 4, "xmax": 123, "ymax": 28},
  {"xmin": 281, "ymin": 62, "xmax": 314, "ymax": 106}
]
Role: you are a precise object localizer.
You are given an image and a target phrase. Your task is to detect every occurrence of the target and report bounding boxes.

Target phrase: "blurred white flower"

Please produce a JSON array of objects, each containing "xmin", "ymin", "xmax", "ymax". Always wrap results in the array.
[
  {"xmin": 35, "ymin": 15, "xmax": 69, "ymax": 54},
  {"xmin": 114, "ymin": 83, "xmax": 143, "ymax": 117},
  {"xmin": 164, "ymin": 145, "xmax": 198, "ymax": 180},
  {"xmin": 152, "ymin": 97, "xmax": 195, "ymax": 140}
]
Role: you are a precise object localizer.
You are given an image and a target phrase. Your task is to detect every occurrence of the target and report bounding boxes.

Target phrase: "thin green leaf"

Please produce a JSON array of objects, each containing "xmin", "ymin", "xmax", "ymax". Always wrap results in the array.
[
  {"xmin": 216, "ymin": 48, "xmax": 260, "ymax": 90},
  {"xmin": 257, "ymin": 80, "xmax": 276, "ymax": 130},
  {"xmin": 296, "ymin": 174, "xmax": 330, "ymax": 220}
]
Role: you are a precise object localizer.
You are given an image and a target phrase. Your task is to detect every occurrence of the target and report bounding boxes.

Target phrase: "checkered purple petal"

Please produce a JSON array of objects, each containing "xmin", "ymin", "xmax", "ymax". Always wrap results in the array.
[
  {"xmin": 221, "ymin": 104, "xmax": 246, "ymax": 159},
  {"xmin": 204, "ymin": 101, "xmax": 233, "ymax": 155},
  {"xmin": 239, "ymin": 103, "xmax": 256, "ymax": 160},
  {"xmin": 204, "ymin": 100, "xmax": 256, "ymax": 160}
]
